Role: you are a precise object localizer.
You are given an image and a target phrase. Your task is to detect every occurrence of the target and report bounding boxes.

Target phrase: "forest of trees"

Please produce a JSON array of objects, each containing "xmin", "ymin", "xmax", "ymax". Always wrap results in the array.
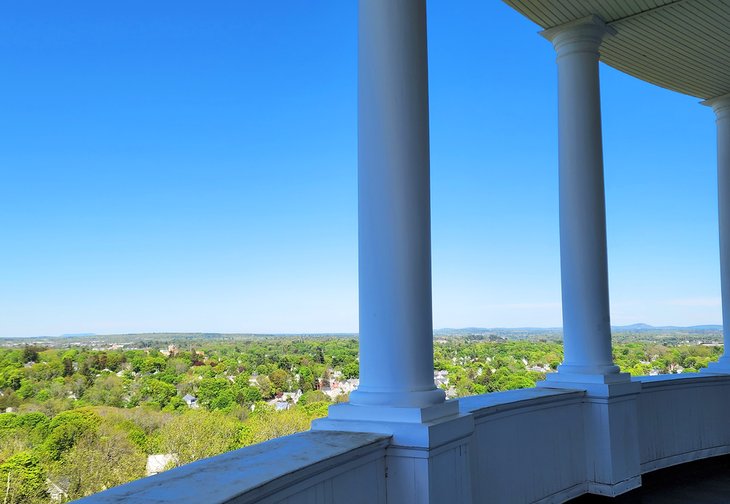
[{"xmin": 0, "ymin": 335, "xmax": 723, "ymax": 502}]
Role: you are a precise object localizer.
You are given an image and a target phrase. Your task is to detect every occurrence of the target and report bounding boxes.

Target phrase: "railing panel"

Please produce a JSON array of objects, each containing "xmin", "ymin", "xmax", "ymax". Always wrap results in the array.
[
  {"xmin": 461, "ymin": 388, "xmax": 587, "ymax": 503},
  {"xmin": 635, "ymin": 374, "xmax": 730, "ymax": 472}
]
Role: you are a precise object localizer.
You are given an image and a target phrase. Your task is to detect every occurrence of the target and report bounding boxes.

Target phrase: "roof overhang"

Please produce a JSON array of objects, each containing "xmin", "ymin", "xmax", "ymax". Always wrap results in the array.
[{"xmin": 502, "ymin": 0, "xmax": 730, "ymax": 100}]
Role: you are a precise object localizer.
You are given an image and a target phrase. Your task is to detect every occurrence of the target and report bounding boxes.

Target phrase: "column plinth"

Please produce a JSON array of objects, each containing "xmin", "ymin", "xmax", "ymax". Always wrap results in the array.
[{"xmin": 701, "ymin": 93, "xmax": 730, "ymax": 374}]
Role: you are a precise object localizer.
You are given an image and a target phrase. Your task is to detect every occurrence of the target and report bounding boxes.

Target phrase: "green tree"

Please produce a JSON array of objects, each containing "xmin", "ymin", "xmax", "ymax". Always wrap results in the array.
[
  {"xmin": 269, "ymin": 369, "xmax": 288, "ymax": 393},
  {"xmin": 160, "ymin": 410, "xmax": 241, "ymax": 466},
  {"xmin": 59, "ymin": 423, "xmax": 146, "ymax": 500},
  {"xmin": 197, "ymin": 378, "xmax": 234, "ymax": 410},
  {"xmin": 139, "ymin": 379, "xmax": 178, "ymax": 409},
  {"xmin": 0, "ymin": 451, "xmax": 47, "ymax": 504},
  {"xmin": 342, "ymin": 361, "xmax": 359, "ymax": 379},
  {"xmin": 82, "ymin": 375, "xmax": 126, "ymax": 407},
  {"xmin": 298, "ymin": 390, "xmax": 329, "ymax": 405},
  {"xmin": 255, "ymin": 375, "xmax": 273, "ymax": 399},
  {"xmin": 297, "ymin": 366, "xmax": 315, "ymax": 392},
  {"xmin": 21, "ymin": 346, "xmax": 40, "ymax": 364},
  {"xmin": 239, "ymin": 406, "xmax": 312, "ymax": 447},
  {"xmin": 43, "ymin": 409, "xmax": 101, "ymax": 461}
]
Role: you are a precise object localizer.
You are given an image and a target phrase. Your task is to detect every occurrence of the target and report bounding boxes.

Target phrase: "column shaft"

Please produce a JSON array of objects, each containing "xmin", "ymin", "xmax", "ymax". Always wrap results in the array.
[
  {"xmin": 704, "ymin": 95, "xmax": 730, "ymax": 371},
  {"xmin": 718, "ymin": 101, "xmax": 730, "ymax": 358},
  {"xmin": 350, "ymin": 0, "xmax": 444, "ymax": 408},
  {"xmin": 544, "ymin": 17, "xmax": 620, "ymax": 377}
]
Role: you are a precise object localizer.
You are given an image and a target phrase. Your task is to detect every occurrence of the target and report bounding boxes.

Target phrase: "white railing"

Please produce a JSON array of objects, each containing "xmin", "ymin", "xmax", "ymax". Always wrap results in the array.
[
  {"xmin": 75, "ymin": 431, "xmax": 389, "ymax": 504},
  {"xmin": 636, "ymin": 374, "xmax": 730, "ymax": 472},
  {"xmin": 77, "ymin": 374, "xmax": 730, "ymax": 504}
]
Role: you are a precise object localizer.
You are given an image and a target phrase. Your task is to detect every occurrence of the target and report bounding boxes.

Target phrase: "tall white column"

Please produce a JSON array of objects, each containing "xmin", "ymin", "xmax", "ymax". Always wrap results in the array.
[
  {"xmin": 702, "ymin": 93, "xmax": 730, "ymax": 373},
  {"xmin": 540, "ymin": 16, "xmax": 626, "ymax": 384},
  {"xmin": 347, "ymin": 0, "xmax": 444, "ymax": 409},
  {"xmin": 537, "ymin": 19, "xmax": 642, "ymax": 495},
  {"xmin": 314, "ymin": 8, "xmax": 472, "ymax": 497}
]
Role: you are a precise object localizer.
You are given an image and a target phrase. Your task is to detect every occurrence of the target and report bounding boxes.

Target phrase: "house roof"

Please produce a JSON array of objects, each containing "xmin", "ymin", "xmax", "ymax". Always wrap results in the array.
[{"xmin": 502, "ymin": 0, "xmax": 730, "ymax": 100}]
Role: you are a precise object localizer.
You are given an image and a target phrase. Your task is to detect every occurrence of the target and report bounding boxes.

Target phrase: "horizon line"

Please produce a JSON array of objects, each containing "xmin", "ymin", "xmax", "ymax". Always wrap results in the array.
[{"xmin": 1, "ymin": 323, "xmax": 724, "ymax": 340}]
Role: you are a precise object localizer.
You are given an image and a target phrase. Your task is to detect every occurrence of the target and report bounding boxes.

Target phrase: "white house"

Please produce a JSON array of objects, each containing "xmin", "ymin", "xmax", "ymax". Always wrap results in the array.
[
  {"xmin": 146, "ymin": 454, "xmax": 177, "ymax": 476},
  {"xmin": 182, "ymin": 394, "xmax": 198, "ymax": 408}
]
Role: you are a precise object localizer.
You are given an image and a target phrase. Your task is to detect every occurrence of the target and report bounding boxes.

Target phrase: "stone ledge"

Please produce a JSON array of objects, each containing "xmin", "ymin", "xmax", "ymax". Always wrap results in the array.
[
  {"xmin": 74, "ymin": 431, "xmax": 390, "ymax": 504},
  {"xmin": 633, "ymin": 373, "xmax": 730, "ymax": 389},
  {"xmin": 458, "ymin": 387, "xmax": 584, "ymax": 418}
]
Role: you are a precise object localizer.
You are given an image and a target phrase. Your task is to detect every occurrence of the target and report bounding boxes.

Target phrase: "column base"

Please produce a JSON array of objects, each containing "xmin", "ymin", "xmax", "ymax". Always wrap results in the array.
[
  {"xmin": 312, "ymin": 401, "xmax": 474, "ymax": 504},
  {"xmin": 538, "ymin": 370, "xmax": 636, "ymax": 397},
  {"xmin": 312, "ymin": 400, "xmax": 470, "ymax": 447},
  {"xmin": 326, "ymin": 397, "xmax": 457, "ymax": 423},
  {"xmin": 349, "ymin": 386, "xmax": 446, "ymax": 409},
  {"xmin": 557, "ymin": 363, "xmax": 622, "ymax": 375},
  {"xmin": 700, "ymin": 357, "xmax": 730, "ymax": 374}
]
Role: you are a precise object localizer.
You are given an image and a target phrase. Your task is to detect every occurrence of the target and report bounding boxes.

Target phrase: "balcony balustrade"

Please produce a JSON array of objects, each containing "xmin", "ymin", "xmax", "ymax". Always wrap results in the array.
[{"xmin": 77, "ymin": 373, "xmax": 730, "ymax": 503}]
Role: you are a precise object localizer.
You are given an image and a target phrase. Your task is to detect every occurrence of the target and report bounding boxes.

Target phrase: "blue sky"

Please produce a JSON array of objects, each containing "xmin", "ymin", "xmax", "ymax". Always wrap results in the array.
[{"xmin": 0, "ymin": 1, "xmax": 720, "ymax": 337}]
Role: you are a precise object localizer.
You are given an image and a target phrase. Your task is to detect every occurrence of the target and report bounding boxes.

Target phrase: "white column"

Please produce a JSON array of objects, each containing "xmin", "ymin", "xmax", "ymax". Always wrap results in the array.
[
  {"xmin": 540, "ymin": 16, "xmax": 625, "ymax": 384},
  {"xmin": 536, "ymin": 22, "xmax": 641, "ymax": 494},
  {"xmin": 702, "ymin": 93, "xmax": 730, "ymax": 373},
  {"xmin": 348, "ymin": 0, "xmax": 444, "ymax": 409}
]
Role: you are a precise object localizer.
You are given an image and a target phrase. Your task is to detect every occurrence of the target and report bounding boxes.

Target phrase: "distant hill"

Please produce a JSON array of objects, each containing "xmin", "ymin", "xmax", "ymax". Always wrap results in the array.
[
  {"xmin": 1, "ymin": 325, "xmax": 722, "ymax": 349},
  {"xmin": 612, "ymin": 324, "xmax": 722, "ymax": 332},
  {"xmin": 435, "ymin": 327, "xmax": 562, "ymax": 335},
  {"xmin": 616, "ymin": 323, "xmax": 654, "ymax": 330},
  {"xmin": 435, "ymin": 324, "xmax": 722, "ymax": 334}
]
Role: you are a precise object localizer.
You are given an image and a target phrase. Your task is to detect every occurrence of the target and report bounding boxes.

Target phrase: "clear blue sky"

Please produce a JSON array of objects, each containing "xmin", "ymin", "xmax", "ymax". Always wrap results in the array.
[{"xmin": 0, "ymin": 1, "xmax": 720, "ymax": 337}]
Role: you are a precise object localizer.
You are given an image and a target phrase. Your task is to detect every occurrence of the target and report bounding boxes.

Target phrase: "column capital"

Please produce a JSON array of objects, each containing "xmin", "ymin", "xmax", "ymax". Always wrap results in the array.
[
  {"xmin": 702, "ymin": 92, "xmax": 730, "ymax": 120},
  {"xmin": 541, "ymin": 15, "xmax": 616, "ymax": 56}
]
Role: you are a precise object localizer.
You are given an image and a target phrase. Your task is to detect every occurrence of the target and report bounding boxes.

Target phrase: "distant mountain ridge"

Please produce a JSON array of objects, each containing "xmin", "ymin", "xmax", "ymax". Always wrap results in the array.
[
  {"xmin": 2, "ymin": 324, "xmax": 722, "ymax": 342},
  {"xmin": 434, "ymin": 324, "xmax": 722, "ymax": 335},
  {"xmin": 616, "ymin": 324, "xmax": 722, "ymax": 331}
]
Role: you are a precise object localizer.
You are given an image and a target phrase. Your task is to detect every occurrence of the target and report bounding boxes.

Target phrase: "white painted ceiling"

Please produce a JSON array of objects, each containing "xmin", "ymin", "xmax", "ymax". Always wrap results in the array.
[{"xmin": 503, "ymin": 0, "xmax": 730, "ymax": 99}]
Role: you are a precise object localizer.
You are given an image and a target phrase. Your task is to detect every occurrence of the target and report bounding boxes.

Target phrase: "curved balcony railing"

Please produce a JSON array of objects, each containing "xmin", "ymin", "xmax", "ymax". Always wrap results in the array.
[{"xmin": 76, "ymin": 373, "xmax": 730, "ymax": 504}]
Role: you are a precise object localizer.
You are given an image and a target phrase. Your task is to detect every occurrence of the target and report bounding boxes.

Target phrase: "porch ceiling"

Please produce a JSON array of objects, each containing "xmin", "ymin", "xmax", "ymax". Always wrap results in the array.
[{"xmin": 502, "ymin": 0, "xmax": 730, "ymax": 100}]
